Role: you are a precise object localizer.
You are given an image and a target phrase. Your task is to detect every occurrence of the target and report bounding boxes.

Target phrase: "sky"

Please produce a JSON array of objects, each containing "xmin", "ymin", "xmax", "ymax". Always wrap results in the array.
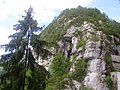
[{"xmin": 0, "ymin": 0, "xmax": 120, "ymax": 55}]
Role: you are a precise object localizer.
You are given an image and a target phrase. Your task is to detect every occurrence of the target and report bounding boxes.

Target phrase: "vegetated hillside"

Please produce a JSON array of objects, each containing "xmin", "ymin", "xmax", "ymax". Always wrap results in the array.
[
  {"xmin": 40, "ymin": 6, "xmax": 120, "ymax": 43},
  {"xmin": 39, "ymin": 6, "xmax": 120, "ymax": 90}
]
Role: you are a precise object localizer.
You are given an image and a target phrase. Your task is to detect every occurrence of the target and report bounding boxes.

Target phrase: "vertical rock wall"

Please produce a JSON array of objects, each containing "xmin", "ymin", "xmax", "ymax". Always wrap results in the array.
[
  {"xmin": 80, "ymin": 23, "xmax": 108, "ymax": 90},
  {"xmin": 37, "ymin": 21, "xmax": 120, "ymax": 90}
]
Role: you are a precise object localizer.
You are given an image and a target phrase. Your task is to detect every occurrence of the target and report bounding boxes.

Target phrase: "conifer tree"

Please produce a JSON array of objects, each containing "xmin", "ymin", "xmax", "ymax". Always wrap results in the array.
[{"xmin": 0, "ymin": 7, "xmax": 49, "ymax": 90}]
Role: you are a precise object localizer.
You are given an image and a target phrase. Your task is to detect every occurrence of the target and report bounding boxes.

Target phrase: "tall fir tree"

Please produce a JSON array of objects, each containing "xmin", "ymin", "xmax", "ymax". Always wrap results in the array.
[{"xmin": 0, "ymin": 7, "xmax": 49, "ymax": 90}]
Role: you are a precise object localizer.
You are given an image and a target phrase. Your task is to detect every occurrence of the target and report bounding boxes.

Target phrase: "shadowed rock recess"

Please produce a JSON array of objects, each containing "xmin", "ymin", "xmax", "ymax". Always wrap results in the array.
[{"xmin": 39, "ymin": 6, "xmax": 120, "ymax": 90}]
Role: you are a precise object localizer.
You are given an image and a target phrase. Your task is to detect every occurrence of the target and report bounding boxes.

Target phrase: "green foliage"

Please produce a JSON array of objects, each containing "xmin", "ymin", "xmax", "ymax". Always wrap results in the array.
[
  {"xmin": 46, "ymin": 54, "xmax": 87, "ymax": 90},
  {"xmin": 71, "ymin": 59, "xmax": 87, "ymax": 82},
  {"xmin": 91, "ymin": 34, "xmax": 99, "ymax": 42},
  {"xmin": 95, "ymin": 19, "xmax": 120, "ymax": 38},
  {"xmin": 26, "ymin": 65, "xmax": 48, "ymax": 90},
  {"xmin": 104, "ymin": 76, "xmax": 114, "ymax": 90},
  {"xmin": 40, "ymin": 6, "xmax": 120, "ymax": 46},
  {"xmin": 46, "ymin": 75, "xmax": 70, "ymax": 90},
  {"xmin": 51, "ymin": 53, "xmax": 71, "ymax": 76},
  {"xmin": 30, "ymin": 34, "xmax": 51, "ymax": 59},
  {"xmin": 0, "ymin": 67, "xmax": 3, "ymax": 76},
  {"xmin": 80, "ymin": 85, "xmax": 93, "ymax": 90},
  {"xmin": 46, "ymin": 53, "xmax": 71, "ymax": 90},
  {"xmin": 76, "ymin": 38, "xmax": 86, "ymax": 49},
  {"xmin": 104, "ymin": 50, "xmax": 114, "ymax": 74},
  {"xmin": 40, "ymin": 17, "xmax": 67, "ymax": 43},
  {"xmin": 73, "ymin": 30, "xmax": 82, "ymax": 37},
  {"xmin": 26, "ymin": 69, "xmax": 32, "ymax": 78},
  {"xmin": 114, "ymin": 41, "xmax": 120, "ymax": 45}
]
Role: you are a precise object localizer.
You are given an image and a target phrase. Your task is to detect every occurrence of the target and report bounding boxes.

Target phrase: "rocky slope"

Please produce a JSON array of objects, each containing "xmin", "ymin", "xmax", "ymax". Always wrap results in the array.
[{"xmin": 39, "ymin": 6, "xmax": 120, "ymax": 90}]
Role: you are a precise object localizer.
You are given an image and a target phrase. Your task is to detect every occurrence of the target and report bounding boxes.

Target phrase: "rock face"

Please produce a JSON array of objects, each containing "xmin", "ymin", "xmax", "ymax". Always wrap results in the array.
[
  {"xmin": 80, "ymin": 22, "xmax": 108, "ymax": 90},
  {"xmin": 84, "ymin": 41, "xmax": 101, "ymax": 60},
  {"xmin": 111, "ymin": 72, "xmax": 120, "ymax": 90},
  {"xmin": 34, "ymin": 47, "xmax": 56, "ymax": 71},
  {"xmin": 111, "ymin": 55, "xmax": 120, "ymax": 70},
  {"xmin": 36, "ymin": 55, "xmax": 54, "ymax": 71},
  {"xmin": 39, "ymin": 21, "xmax": 120, "ymax": 90},
  {"xmin": 84, "ymin": 72, "xmax": 108, "ymax": 90}
]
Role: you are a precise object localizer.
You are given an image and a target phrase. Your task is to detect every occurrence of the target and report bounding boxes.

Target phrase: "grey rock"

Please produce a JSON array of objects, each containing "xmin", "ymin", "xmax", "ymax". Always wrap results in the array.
[
  {"xmin": 72, "ymin": 36, "xmax": 78, "ymax": 53},
  {"xmin": 111, "ymin": 72, "xmax": 120, "ymax": 90},
  {"xmin": 37, "ymin": 55, "xmax": 54, "ymax": 71},
  {"xmin": 96, "ymin": 41, "xmax": 102, "ymax": 48},
  {"xmin": 111, "ymin": 55, "xmax": 120, "ymax": 70},
  {"xmin": 88, "ymin": 59, "xmax": 105, "ymax": 73},
  {"xmin": 72, "ymin": 80, "xmax": 81, "ymax": 90},
  {"xmin": 111, "ymin": 55, "xmax": 120, "ymax": 63},
  {"xmin": 84, "ymin": 72, "xmax": 108, "ymax": 90},
  {"xmin": 64, "ymin": 26, "xmax": 77, "ymax": 37}
]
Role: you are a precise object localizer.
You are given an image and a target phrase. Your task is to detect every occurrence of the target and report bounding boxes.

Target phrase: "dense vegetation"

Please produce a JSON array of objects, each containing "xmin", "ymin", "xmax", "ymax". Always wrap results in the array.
[
  {"xmin": 104, "ymin": 48, "xmax": 114, "ymax": 90},
  {"xmin": 71, "ymin": 59, "xmax": 87, "ymax": 82},
  {"xmin": 104, "ymin": 76, "xmax": 114, "ymax": 90},
  {"xmin": 46, "ymin": 53, "xmax": 71, "ymax": 90},
  {"xmin": 40, "ymin": 6, "xmax": 120, "ymax": 44},
  {"xmin": 45, "ymin": 53, "xmax": 88, "ymax": 90}
]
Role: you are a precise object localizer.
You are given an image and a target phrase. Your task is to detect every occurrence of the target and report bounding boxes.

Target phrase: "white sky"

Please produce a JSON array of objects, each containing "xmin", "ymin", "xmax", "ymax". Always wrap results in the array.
[{"xmin": 0, "ymin": 0, "xmax": 93, "ymax": 21}]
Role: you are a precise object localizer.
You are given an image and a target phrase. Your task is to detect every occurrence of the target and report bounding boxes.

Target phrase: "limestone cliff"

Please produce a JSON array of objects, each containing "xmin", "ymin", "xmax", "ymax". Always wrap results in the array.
[{"xmin": 39, "ymin": 6, "xmax": 120, "ymax": 90}]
